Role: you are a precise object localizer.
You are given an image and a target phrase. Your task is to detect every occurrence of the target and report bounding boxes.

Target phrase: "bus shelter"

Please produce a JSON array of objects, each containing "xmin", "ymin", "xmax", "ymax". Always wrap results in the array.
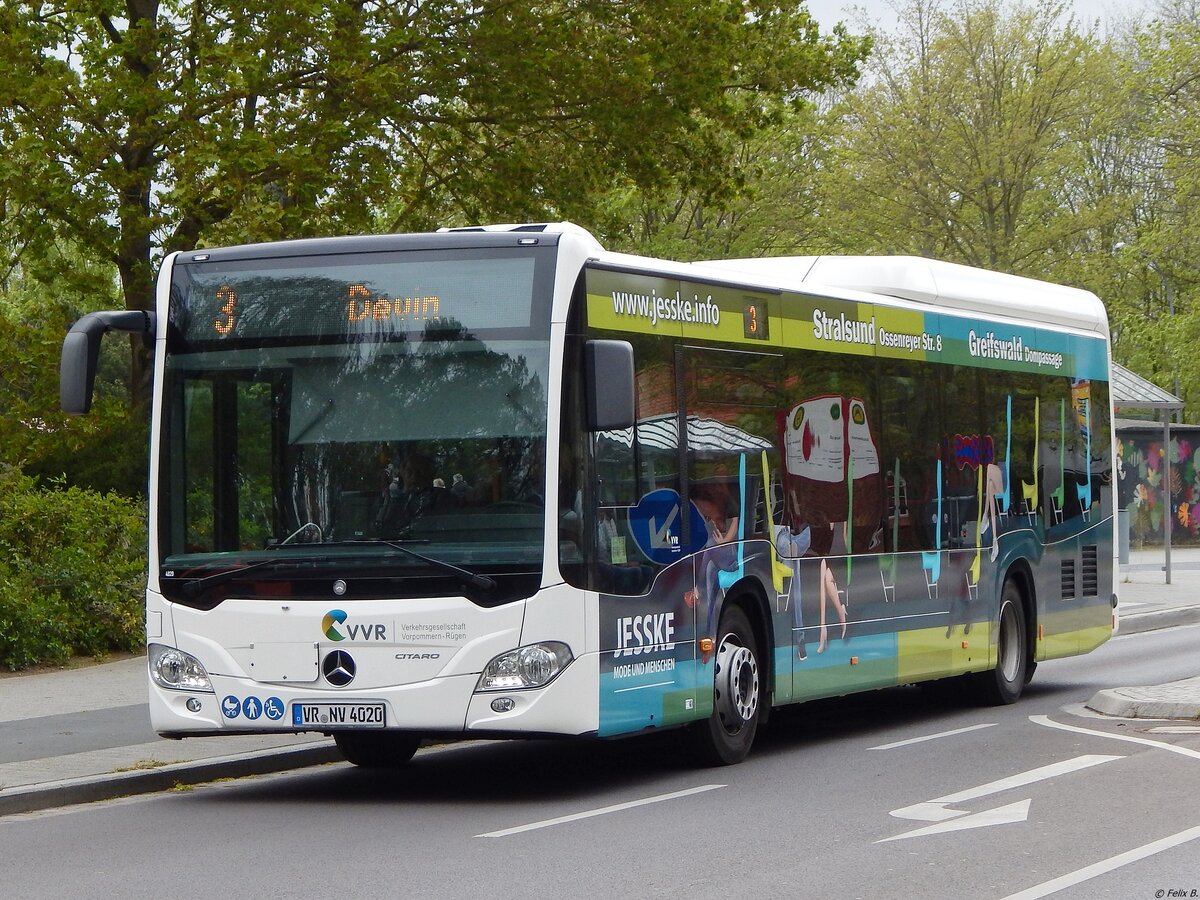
[{"xmin": 1112, "ymin": 362, "xmax": 1184, "ymax": 582}]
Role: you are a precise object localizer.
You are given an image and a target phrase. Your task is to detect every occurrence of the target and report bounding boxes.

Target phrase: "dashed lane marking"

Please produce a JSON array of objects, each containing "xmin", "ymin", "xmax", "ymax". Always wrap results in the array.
[{"xmin": 475, "ymin": 784, "xmax": 725, "ymax": 838}]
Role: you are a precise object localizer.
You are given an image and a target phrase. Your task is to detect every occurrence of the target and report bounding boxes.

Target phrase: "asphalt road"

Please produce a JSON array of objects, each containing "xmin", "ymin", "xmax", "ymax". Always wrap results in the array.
[
  {"xmin": 2, "ymin": 705, "xmax": 157, "ymax": 764},
  {"xmin": 3, "ymin": 623, "xmax": 1198, "ymax": 900}
]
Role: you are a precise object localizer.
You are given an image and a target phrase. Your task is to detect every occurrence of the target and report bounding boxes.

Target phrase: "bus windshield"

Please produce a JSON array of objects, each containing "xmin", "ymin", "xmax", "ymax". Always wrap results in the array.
[{"xmin": 158, "ymin": 247, "xmax": 553, "ymax": 600}]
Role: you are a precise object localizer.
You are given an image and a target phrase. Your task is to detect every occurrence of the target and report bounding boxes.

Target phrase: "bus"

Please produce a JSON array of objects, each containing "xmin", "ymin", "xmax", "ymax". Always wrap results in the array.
[{"xmin": 60, "ymin": 223, "xmax": 1116, "ymax": 767}]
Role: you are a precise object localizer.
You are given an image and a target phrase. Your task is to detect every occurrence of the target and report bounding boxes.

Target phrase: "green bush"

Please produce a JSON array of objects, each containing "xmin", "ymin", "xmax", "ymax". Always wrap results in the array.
[{"xmin": 0, "ymin": 467, "xmax": 146, "ymax": 670}]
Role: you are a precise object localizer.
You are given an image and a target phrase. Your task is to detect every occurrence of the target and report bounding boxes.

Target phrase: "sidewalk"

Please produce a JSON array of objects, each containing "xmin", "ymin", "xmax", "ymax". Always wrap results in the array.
[
  {"xmin": 1115, "ymin": 546, "xmax": 1200, "ymax": 634},
  {"xmin": 1083, "ymin": 545, "xmax": 1200, "ymax": 720},
  {"xmin": 1, "ymin": 555, "xmax": 1197, "ymax": 817},
  {"xmin": 0, "ymin": 657, "xmax": 340, "ymax": 816}
]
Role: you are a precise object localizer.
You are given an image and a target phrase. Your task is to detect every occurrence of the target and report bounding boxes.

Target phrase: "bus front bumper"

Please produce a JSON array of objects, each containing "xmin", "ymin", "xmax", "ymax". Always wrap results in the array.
[{"xmin": 148, "ymin": 652, "xmax": 600, "ymax": 738}]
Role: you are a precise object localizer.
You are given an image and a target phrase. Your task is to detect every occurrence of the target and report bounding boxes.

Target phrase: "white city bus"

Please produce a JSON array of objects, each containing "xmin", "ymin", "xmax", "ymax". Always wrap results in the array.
[{"xmin": 61, "ymin": 223, "xmax": 1115, "ymax": 766}]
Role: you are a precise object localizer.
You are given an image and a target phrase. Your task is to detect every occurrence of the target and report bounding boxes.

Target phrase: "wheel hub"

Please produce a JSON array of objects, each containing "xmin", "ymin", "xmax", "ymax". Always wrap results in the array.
[{"xmin": 714, "ymin": 637, "xmax": 759, "ymax": 731}]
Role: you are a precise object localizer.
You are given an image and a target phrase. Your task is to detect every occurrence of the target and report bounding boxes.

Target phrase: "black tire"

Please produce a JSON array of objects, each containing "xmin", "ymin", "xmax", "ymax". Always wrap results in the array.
[
  {"xmin": 969, "ymin": 580, "xmax": 1029, "ymax": 705},
  {"xmin": 334, "ymin": 731, "xmax": 421, "ymax": 768},
  {"xmin": 687, "ymin": 605, "xmax": 762, "ymax": 766}
]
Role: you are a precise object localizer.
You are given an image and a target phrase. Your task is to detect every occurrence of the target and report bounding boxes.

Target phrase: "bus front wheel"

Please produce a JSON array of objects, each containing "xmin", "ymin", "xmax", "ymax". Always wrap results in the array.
[
  {"xmin": 688, "ymin": 604, "xmax": 762, "ymax": 766},
  {"xmin": 334, "ymin": 731, "xmax": 421, "ymax": 768},
  {"xmin": 970, "ymin": 580, "xmax": 1029, "ymax": 705}
]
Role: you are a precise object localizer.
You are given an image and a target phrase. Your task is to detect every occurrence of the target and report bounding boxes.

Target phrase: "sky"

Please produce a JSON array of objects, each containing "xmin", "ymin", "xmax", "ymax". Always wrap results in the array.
[{"xmin": 804, "ymin": 0, "xmax": 1157, "ymax": 34}]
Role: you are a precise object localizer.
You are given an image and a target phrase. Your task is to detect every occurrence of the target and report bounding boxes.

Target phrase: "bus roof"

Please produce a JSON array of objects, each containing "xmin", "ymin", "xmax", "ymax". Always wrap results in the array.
[
  {"xmin": 175, "ymin": 222, "xmax": 1108, "ymax": 338},
  {"xmin": 693, "ymin": 255, "xmax": 1109, "ymax": 337}
]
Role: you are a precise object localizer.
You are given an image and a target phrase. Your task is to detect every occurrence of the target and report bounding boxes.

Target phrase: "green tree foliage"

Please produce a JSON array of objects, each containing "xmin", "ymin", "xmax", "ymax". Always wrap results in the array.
[
  {"xmin": 0, "ymin": 248, "xmax": 147, "ymax": 495},
  {"xmin": 1109, "ymin": 3, "xmax": 1200, "ymax": 413},
  {"xmin": 599, "ymin": 102, "xmax": 857, "ymax": 259},
  {"xmin": 0, "ymin": 467, "xmax": 145, "ymax": 670},
  {"xmin": 0, "ymin": 0, "xmax": 870, "ymax": 407},
  {"xmin": 591, "ymin": 9, "xmax": 870, "ymax": 260},
  {"xmin": 817, "ymin": 0, "xmax": 1116, "ymax": 273}
]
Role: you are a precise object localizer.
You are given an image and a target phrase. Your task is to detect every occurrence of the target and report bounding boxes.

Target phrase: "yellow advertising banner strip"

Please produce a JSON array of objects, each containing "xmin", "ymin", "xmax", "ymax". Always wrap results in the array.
[
  {"xmin": 585, "ymin": 269, "xmax": 781, "ymax": 347},
  {"xmin": 584, "ymin": 265, "xmax": 1100, "ymax": 378}
]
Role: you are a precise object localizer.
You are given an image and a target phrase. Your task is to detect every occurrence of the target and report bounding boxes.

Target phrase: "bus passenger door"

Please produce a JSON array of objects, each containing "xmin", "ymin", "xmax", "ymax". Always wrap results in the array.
[
  {"xmin": 579, "ymin": 330, "xmax": 701, "ymax": 736},
  {"xmin": 681, "ymin": 346, "xmax": 788, "ymax": 694}
]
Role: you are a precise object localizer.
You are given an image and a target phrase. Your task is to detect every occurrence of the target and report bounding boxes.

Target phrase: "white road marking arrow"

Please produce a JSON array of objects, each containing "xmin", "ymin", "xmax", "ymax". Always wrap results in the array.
[
  {"xmin": 878, "ymin": 799, "xmax": 1032, "ymax": 842},
  {"xmin": 879, "ymin": 754, "xmax": 1123, "ymax": 842}
]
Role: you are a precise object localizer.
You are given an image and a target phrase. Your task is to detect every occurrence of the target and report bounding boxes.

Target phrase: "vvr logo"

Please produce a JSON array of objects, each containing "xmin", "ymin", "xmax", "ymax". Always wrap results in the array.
[
  {"xmin": 321, "ymin": 609, "xmax": 389, "ymax": 642},
  {"xmin": 322, "ymin": 609, "xmax": 348, "ymax": 641}
]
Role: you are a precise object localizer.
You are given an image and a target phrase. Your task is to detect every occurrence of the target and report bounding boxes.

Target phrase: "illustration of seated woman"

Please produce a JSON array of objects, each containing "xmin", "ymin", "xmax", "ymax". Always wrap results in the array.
[
  {"xmin": 774, "ymin": 522, "xmax": 811, "ymax": 659},
  {"xmin": 785, "ymin": 494, "xmax": 849, "ymax": 656},
  {"xmin": 980, "ymin": 462, "xmax": 1004, "ymax": 561},
  {"xmin": 683, "ymin": 489, "xmax": 741, "ymax": 658}
]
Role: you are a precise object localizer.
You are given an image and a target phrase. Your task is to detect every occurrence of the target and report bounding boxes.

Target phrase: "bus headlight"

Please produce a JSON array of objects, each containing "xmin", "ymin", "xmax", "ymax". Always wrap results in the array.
[
  {"xmin": 149, "ymin": 643, "xmax": 214, "ymax": 693},
  {"xmin": 476, "ymin": 642, "xmax": 573, "ymax": 692}
]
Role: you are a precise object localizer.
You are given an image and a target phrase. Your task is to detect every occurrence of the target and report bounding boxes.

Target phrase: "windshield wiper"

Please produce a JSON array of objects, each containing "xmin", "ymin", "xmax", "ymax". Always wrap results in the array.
[
  {"xmin": 169, "ymin": 555, "xmax": 329, "ymax": 599},
  {"xmin": 325, "ymin": 540, "xmax": 496, "ymax": 592},
  {"xmin": 167, "ymin": 540, "xmax": 496, "ymax": 598}
]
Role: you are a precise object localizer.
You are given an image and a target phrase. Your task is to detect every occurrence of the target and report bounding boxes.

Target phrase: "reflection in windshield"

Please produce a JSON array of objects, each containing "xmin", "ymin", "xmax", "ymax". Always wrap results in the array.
[{"xmin": 160, "ymin": 324, "xmax": 550, "ymax": 572}]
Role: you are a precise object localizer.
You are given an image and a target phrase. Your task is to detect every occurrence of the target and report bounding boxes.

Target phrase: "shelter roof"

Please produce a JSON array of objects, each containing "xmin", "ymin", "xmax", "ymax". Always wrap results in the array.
[{"xmin": 1112, "ymin": 362, "xmax": 1183, "ymax": 411}]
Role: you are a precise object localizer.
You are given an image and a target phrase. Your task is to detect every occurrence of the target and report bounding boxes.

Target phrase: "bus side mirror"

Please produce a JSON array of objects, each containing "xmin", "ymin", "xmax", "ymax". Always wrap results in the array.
[
  {"xmin": 60, "ymin": 310, "xmax": 156, "ymax": 414},
  {"xmin": 584, "ymin": 339, "xmax": 635, "ymax": 431}
]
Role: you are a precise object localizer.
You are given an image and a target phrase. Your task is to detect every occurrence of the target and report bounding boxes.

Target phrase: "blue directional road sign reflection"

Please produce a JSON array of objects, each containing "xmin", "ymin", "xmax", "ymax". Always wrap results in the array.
[
  {"xmin": 242, "ymin": 696, "xmax": 263, "ymax": 720},
  {"xmin": 627, "ymin": 489, "xmax": 707, "ymax": 565},
  {"xmin": 264, "ymin": 697, "xmax": 285, "ymax": 721}
]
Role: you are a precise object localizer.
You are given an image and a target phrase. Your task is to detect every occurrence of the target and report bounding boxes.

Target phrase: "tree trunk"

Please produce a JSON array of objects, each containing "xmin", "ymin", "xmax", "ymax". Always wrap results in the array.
[{"xmin": 118, "ymin": 0, "xmax": 161, "ymax": 409}]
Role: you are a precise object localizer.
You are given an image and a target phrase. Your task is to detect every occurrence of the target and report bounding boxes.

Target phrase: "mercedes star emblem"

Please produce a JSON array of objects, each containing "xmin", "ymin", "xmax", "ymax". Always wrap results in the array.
[{"xmin": 322, "ymin": 650, "xmax": 356, "ymax": 687}]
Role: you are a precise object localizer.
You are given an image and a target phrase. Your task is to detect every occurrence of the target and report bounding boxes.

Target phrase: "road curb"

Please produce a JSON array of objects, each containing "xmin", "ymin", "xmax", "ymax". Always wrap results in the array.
[
  {"xmin": 1086, "ymin": 688, "xmax": 1200, "ymax": 720},
  {"xmin": 0, "ymin": 742, "xmax": 343, "ymax": 818},
  {"xmin": 1117, "ymin": 606, "xmax": 1200, "ymax": 636}
]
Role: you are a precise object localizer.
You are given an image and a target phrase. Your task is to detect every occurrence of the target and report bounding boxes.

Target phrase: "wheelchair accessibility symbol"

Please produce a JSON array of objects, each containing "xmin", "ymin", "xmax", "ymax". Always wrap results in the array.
[{"xmin": 264, "ymin": 697, "xmax": 285, "ymax": 721}]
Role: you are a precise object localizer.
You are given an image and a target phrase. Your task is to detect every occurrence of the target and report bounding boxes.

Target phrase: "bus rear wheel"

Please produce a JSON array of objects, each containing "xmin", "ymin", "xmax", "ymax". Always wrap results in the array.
[
  {"xmin": 334, "ymin": 731, "xmax": 421, "ymax": 768},
  {"xmin": 969, "ymin": 580, "xmax": 1029, "ymax": 705},
  {"xmin": 688, "ymin": 605, "xmax": 762, "ymax": 766}
]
